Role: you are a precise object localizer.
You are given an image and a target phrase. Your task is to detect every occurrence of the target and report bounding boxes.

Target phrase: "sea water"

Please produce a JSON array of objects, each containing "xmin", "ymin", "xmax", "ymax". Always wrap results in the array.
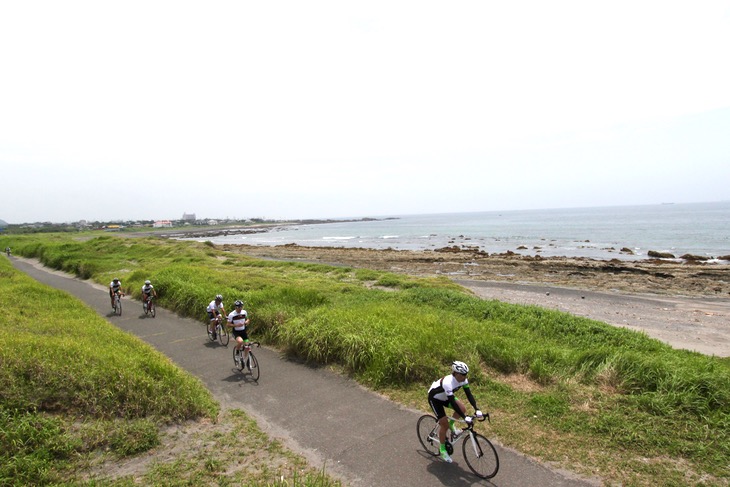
[{"xmin": 184, "ymin": 201, "xmax": 730, "ymax": 262}]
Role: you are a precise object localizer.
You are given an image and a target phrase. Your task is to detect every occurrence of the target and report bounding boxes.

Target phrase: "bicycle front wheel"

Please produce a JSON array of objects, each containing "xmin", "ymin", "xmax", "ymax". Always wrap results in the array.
[
  {"xmin": 462, "ymin": 432, "xmax": 499, "ymax": 479},
  {"xmin": 150, "ymin": 302, "xmax": 156, "ymax": 318},
  {"xmin": 247, "ymin": 351, "xmax": 260, "ymax": 381},
  {"xmin": 115, "ymin": 296, "xmax": 122, "ymax": 316},
  {"xmin": 416, "ymin": 414, "xmax": 440, "ymax": 456},
  {"xmin": 207, "ymin": 323, "xmax": 215, "ymax": 341},
  {"xmin": 218, "ymin": 325, "xmax": 229, "ymax": 345}
]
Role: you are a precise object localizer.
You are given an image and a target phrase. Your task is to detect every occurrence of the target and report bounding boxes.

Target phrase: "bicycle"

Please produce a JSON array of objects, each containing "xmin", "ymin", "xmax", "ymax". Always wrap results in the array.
[
  {"xmin": 143, "ymin": 295, "xmax": 156, "ymax": 318},
  {"xmin": 233, "ymin": 341, "xmax": 260, "ymax": 381},
  {"xmin": 113, "ymin": 291, "xmax": 123, "ymax": 316},
  {"xmin": 416, "ymin": 414, "xmax": 499, "ymax": 479},
  {"xmin": 207, "ymin": 315, "xmax": 229, "ymax": 345}
]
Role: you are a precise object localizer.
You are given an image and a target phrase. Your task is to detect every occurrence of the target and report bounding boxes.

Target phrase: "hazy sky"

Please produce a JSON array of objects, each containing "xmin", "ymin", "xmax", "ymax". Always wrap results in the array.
[{"xmin": 2, "ymin": 1, "xmax": 729, "ymax": 223}]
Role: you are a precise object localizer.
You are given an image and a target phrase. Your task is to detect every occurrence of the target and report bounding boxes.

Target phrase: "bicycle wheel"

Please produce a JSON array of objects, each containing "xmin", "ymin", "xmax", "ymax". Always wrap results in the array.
[
  {"xmin": 233, "ymin": 347, "xmax": 243, "ymax": 370},
  {"xmin": 150, "ymin": 301, "xmax": 156, "ymax": 318},
  {"xmin": 143, "ymin": 300, "xmax": 149, "ymax": 315},
  {"xmin": 218, "ymin": 324, "xmax": 229, "ymax": 346},
  {"xmin": 207, "ymin": 322, "xmax": 215, "ymax": 341},
  {"xmin": 416, "ymin": 414, "xmax": 441, "ymax": 456},
  {"xmin": 461, "ymin": 432, "xmax": 499, "ymax": 479},
  {"xmin": 247, "ymin": 351, "xmax": 260, "ymax": 381},
  {"xmin": 115, "ymin": 295, "xmax": 122, "ymax": 316}
]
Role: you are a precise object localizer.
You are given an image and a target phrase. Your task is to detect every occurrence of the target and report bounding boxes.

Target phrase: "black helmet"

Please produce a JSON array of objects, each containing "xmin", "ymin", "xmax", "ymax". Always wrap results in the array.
[{"xmin": 234, "ymin": 300, "xmax": 243, "ymax": 307}]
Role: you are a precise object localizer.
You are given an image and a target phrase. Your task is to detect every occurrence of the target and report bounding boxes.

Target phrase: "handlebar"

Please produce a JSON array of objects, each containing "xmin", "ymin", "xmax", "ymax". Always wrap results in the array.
[{"xmin": 448, "ymin": 413, "xmax": 490, "ymax": 427}]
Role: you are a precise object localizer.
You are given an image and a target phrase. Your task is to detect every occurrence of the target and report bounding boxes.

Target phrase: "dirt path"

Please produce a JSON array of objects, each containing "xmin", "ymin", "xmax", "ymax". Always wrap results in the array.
[{"xmin": 11, "ymin": 256, "xmax": 600, "ymax": 487}]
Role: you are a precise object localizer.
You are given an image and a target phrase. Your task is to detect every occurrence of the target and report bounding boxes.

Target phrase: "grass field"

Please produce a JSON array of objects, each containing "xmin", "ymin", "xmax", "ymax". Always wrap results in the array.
[{"xmin": 2, "ymin": 233, "xmax": 729, "ymax": 486}]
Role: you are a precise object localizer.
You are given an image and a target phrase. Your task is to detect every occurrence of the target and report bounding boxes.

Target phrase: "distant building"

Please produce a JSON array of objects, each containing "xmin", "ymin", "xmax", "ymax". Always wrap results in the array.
[
  {"xmin": 154, "ymin": 220, "xmax": 173, "ymax": 228},
  {"xmin": 182, "ymin": 213, "xmax": 196, "ymax": 221}
]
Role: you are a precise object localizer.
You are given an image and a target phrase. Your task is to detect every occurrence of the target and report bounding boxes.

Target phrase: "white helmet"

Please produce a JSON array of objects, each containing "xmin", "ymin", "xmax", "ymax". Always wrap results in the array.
[
  {"xmin": 452, "ymin": 361, "xmax": 469, "ymax": 375},
  {"xmin": 144, "ymin": 280, "xmax": 151, "ymax": 285}
]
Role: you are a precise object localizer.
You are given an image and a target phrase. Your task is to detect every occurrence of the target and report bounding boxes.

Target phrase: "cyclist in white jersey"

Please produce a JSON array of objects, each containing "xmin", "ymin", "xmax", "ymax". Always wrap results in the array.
[
  {"xmin": 227, "ymin": 300, "xmax": 252, "ymax": 367},
  {"xmin": 109, "ymin": 278, "xmax": 123, "ymax": 309},
  {"xmin": 427, "ymin": 361, "xmax": 484, "ymax": 463},
  {"xmin": 206, "ymin": 294, "xmax": 226, "ymax": 339},
  {"xmin": 141, "ymin": 280, "xmax": 157, "ymax": 306}
]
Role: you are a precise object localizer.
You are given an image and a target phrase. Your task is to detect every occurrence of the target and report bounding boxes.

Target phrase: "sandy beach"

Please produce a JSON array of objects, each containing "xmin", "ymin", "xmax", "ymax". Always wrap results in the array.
[{"xmin": 218, "ymin": 243, "xmax": 730, "ymax": 357}]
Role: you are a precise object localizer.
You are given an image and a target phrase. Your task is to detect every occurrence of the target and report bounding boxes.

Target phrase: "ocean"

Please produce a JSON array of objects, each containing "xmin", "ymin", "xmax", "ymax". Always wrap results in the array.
[{"xmin": 182, "ymin": 201, "xmax": 730, "ymax": 262}]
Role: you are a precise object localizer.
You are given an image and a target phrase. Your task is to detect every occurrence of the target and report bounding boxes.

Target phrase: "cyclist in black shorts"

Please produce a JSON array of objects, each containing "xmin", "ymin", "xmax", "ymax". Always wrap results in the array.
[
  {"xmin": 206, "ymin": 294, "xmax": 226, "ymax": 339},
  {"xmin": 227, "ymin": 300, "xmax": 252, "ymax": 367},
  {"xmin": 427, "ymin": 361, "xmax": 484, "ymax": 463}
]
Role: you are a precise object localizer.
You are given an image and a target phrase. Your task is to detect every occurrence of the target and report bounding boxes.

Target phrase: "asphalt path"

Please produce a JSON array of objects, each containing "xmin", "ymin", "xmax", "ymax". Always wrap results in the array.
[{"xmin": 12, "ymin": 256, "xmax": 600, "ymax": 487}]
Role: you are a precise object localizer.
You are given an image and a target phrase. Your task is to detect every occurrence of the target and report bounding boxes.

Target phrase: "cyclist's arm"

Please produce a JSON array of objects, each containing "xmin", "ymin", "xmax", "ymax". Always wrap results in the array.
[{"xmin": 463, "ymin": 384, "xmax": 479, "ymax": 412}]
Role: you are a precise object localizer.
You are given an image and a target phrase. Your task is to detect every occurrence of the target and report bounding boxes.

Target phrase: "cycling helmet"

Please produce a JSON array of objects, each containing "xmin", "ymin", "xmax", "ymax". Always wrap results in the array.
[
  {"xmin": 144, "ymin": 280, "xmax": 151, "ymax": 285},
  {"xmin": 234, "ymin": 300, "xmax": 243, "ymax": 307},
  {"xmin": 215, "ymin": 294, "xmax": 223, "ymax": 301},
  {"xmin": 113, "ymin": 278, "xmax": 119, "ymax": 282},
  {"xmin": 452, "ymin": 361, "xmax": 469, "ymax": 375}
]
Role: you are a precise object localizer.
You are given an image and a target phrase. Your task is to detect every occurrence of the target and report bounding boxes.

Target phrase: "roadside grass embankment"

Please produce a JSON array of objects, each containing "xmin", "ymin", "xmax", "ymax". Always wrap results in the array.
[
  {"xmin": 3, "ymin": 233, "xmax": 730, "ymax": 486},
  {"xmin": 0, "ymin": 255, "xmax": 341, "ymax": 486}
]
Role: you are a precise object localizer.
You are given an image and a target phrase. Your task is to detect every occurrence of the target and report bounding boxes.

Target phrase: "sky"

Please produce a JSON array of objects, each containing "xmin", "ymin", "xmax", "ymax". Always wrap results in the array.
[{"xmin": 1, "ymin": 1, "xmax": 729, "ymax": 224}]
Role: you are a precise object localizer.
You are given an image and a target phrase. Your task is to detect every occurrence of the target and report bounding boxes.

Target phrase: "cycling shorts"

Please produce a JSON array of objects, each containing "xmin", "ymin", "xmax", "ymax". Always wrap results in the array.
[{"xmin": 232, "ymin": 329, "xmax": 249, "ymax": 341}]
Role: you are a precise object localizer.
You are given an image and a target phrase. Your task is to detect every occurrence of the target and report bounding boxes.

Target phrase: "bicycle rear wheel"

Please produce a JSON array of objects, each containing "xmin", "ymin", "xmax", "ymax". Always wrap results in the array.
[
  {"xmin": 247, "ymin": 351, "xmax": 260, "ymax": 381},
  {"xmin": 218, "ymin": 324, "xmax": 229, "ymax": 345},
  {"xmin": 416, "ymin": 414, "xmax": 440, "ymax": 456},
  {"xmin": 462, "ymin": 432, "xmax": 499, "ymax": 479}
]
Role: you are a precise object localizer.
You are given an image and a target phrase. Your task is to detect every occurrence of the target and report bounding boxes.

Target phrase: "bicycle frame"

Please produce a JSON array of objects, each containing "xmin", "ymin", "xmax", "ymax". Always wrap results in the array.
[{"xmin": 445, "ymin": 415, "xmax": 488, "ymax": 448}]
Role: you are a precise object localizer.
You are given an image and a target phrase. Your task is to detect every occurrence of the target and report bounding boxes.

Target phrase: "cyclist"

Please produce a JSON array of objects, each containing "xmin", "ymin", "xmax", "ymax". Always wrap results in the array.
[
  {"xmin": 206, "ymin": 294, "xmax": 226, "ymax": 339},
  {"xmin": 4, "ymin": 247, "xmax": 10, "ymax": 256},
  {"xmin": 427, "ymin": 361, "xmax": 484, "ymax": 463},
  {"xmin": 141, "ymin": 280, "xmax": 157, "ymax": 309},
  {"xmin": 227, "ymin": 300, "xmax": 252, "ymax": 368},
  {"xmin": 109, "ymin": 278, "xmax": 123, "ymax": 309}
]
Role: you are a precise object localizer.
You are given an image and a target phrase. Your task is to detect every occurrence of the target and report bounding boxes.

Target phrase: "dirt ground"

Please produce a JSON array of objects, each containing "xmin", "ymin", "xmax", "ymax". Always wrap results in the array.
[{"xmin": 219, "ymin": 243, "xmax": 730, "ymax": 357}]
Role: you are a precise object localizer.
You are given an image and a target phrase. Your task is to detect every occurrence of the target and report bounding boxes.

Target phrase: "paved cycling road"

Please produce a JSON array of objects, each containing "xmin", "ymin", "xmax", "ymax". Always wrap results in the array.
[{"xmin": 12, "ymin": 256, "xmax": 600, "ymax": 487}]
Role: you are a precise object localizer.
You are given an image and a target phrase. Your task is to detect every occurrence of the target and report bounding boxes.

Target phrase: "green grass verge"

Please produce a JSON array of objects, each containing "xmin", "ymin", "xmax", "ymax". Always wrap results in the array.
[{"xmin": 2, "ymin": 233, "xmax": 729, "ymax": 486}]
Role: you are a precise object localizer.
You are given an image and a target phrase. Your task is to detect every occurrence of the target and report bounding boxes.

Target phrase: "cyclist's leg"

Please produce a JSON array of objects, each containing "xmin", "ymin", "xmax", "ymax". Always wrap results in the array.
[
  {"xmin": 428, "ymin": 395, "xmax": 450, "ymax": 445},
  {"xmin": 240, "ymin": 330, "xmax": 250, "ymax": 361}
]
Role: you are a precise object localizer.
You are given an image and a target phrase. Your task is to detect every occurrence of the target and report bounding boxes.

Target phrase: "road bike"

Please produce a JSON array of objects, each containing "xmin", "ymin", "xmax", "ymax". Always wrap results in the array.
[
  {"xmin": 233, "ymin": 341, "xmax": 260, "ymax": 381},
  {"xmin": 416, "ymin": 414, "xmax": 499, "ymax": 479},
  {"xmin": 207, "ymin": 315, "xmax": 229, "ymax": 345},
  {"xmin": 113, "ymin": 291, "xmax": 123, "ymax": 316},
  {"xmin": 143, "ymin": 295, "xmax": 156, "ymax": 317}
]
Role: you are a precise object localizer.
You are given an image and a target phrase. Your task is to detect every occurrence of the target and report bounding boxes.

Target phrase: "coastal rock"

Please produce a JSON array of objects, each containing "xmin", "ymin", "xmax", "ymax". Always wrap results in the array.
[
  {"xmin": 620, "ymin": 247, "xmax": 634, "ymax": 254},
  {"xmin": 719, "ymin": 255, "xmax": 730, "ymax": 261},
  {"xmin": 648, "ymin": 250, "xmax": 676, "ymax": 259},
  {"xmin": 680, "ymin": 254, "xmax": 711, "ymax": 261}
]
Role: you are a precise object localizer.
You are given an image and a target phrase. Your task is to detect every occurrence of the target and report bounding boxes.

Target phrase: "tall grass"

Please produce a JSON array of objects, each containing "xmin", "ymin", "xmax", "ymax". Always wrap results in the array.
[
  {"xmin": 3, "ymin": 233, "xmax": 729, "ymax": 484},
  {"xmin": 0, "ymin": 256, "xmax": 218, "ymax": 485}
]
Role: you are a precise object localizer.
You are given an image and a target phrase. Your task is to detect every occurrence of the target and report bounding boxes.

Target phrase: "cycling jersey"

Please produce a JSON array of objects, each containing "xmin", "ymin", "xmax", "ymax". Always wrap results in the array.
[
  {"xmin": 142, "ymin": 284, "xmax": 154, "ymax": 295},
  {"xmin": 207, "ymin": 300, "xmax": 224, "ymax": 316},
  {"xmin": 227, "ymin": 309, "xmax": 248, "ymax": 331},
  {"xmin": 428, "ymin": 374, "xmax": 478, "ymax": 419},
  {"xmin": 110, "ymin": 281, "xmax": 122, "ymax": 291}
]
